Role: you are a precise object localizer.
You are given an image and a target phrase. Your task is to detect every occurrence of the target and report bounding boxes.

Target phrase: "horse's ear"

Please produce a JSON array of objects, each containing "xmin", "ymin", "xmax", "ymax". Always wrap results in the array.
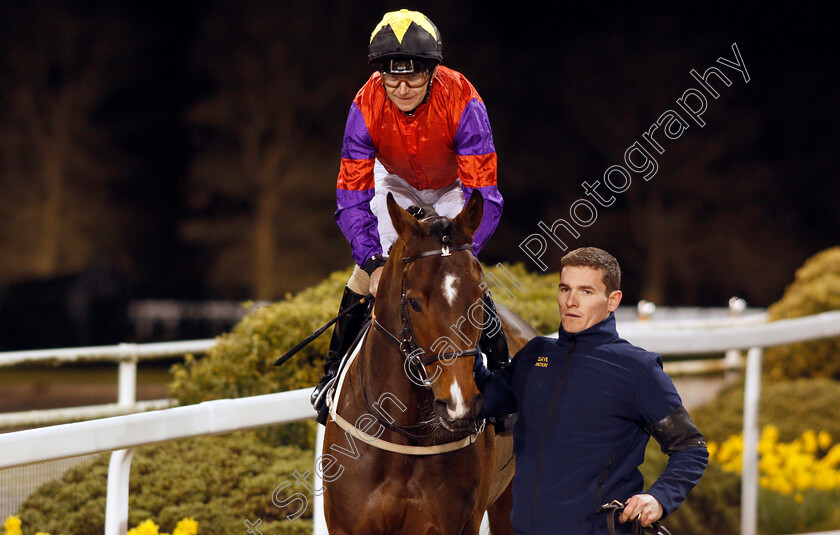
[
  {"xmin": 454, "ymin": 190, "xmax": 484, "ymax": 241},
  {"xmin": 387, "ymin": 192, "xmax": 422, "ymax": 241}
]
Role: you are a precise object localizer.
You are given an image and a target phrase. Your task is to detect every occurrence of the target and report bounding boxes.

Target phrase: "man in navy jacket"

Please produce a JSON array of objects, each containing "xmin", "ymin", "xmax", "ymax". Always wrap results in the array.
[{"xmin": 476, "ymin": 247, "xmax": 708, "ymax": 534}]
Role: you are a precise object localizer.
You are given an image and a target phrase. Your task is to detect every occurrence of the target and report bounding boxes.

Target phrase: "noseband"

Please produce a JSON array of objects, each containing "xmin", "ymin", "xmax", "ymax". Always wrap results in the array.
[{"xmin": 373, "ymin": 241, "xmax": 480, "ymax": 380}]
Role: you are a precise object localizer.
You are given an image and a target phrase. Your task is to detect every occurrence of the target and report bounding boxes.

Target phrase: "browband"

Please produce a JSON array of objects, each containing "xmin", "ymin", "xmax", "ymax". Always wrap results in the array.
[{"xmin": 403, "ymin": 243, "xmax": 473, "ymax": 264}]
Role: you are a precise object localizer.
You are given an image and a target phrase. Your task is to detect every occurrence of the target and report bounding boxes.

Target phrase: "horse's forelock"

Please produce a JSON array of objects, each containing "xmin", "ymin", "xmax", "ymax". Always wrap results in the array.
[{"xmin": 426, "ymin": 217, "xmax": 455, "ymax": 243}]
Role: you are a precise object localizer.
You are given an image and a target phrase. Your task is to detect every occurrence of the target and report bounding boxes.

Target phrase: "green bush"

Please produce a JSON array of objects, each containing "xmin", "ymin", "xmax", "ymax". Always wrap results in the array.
[
  {"xmin": 764, "ymin": 246, "xmax": 840, "ymax": 381},
  {"xmin": 16, "ymin": 432, "xmax": 315, "ymax": 535},
  {"xmin": 639, "ymin": 377, "xmax": 840, "ymax": 535},
  {"xmin": 170, "ymin": 268, "xmax": 354, "ymax": 405}
]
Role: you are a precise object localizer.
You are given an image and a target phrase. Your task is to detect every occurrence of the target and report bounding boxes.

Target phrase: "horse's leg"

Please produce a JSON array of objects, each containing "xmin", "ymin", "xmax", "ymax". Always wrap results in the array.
[{"xmin": 486, "ymin": 482, "xmax": 515, "ymax": 535}]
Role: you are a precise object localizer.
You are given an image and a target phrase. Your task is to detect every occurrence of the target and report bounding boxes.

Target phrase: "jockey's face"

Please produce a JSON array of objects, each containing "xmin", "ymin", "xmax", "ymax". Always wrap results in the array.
[
  {"xmin": 383, "ymin": 68, "xmax": 433, "ymax": 112},
  {"xmin": 557, "ymin": 266, "xmax": 622, "ymax": 333}
]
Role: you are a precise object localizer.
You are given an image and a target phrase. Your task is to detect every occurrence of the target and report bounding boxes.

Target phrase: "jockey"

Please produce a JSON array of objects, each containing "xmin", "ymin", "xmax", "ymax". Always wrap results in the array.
[{"xmin": 311, "ymin": 9, "xmax": 508, "ymax": 419}]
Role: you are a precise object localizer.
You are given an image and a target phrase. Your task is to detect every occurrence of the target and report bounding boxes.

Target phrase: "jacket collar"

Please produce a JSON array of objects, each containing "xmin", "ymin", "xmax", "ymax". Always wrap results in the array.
[{"xmin": 557, "ymin": 312, "xmax": 620, "ymax": 347}]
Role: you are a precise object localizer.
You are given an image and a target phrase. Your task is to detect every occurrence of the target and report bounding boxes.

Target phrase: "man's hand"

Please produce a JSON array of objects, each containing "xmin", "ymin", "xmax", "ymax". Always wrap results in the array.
[
  {"xmin": 369, "ymin": 266, "xmax": 385, "ymax": 297},
  {"xmin": 619, "ymin": 494, "xmax": 663, "ymax": 528}
]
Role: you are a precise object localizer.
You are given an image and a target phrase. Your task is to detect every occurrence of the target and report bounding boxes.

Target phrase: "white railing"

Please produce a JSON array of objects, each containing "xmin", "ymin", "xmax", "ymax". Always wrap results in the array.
[
  {"xmin": 1, "ymin": 310, "xmax": 839, "ymax": 535},
  {"xmin": 0, "ymin": 340, "xmax": 216, "ymax": 428}
]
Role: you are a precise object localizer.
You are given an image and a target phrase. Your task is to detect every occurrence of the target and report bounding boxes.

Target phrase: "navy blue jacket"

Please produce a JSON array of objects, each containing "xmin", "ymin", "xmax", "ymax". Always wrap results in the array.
[{"xmin": 476, "ymin": 313, "xmax": 708, "ymax": 535}]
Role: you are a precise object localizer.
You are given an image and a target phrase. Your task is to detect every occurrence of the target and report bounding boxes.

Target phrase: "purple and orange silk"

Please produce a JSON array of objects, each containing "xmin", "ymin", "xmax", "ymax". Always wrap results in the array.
[{"xmin": 336, "ymin": 65, "xmax": 503, "ymax": 268}]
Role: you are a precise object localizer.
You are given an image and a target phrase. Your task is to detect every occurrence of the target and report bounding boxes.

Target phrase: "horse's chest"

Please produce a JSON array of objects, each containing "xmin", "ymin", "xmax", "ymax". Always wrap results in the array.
[{"xmin": 327, "ymin": 454, "xmax": 480, "ymax": 534}]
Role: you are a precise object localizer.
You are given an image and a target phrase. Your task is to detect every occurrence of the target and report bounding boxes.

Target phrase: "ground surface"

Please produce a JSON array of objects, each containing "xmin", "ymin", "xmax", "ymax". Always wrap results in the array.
[{"xmin": 0, "ymin": 364, "xmax": 170, "ymax": 413}]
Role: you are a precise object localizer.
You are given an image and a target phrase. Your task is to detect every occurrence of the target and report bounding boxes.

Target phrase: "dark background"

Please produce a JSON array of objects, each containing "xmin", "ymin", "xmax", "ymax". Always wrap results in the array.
[{"xmin": 0, "ymin": 2, "xmax": 837, "ymax": 349}]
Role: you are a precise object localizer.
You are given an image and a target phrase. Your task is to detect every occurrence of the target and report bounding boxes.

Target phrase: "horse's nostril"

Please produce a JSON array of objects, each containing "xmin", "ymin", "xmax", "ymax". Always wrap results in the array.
[{"xmin": 433, "ymin": 398, "xmax": 459, "ymax": 418}]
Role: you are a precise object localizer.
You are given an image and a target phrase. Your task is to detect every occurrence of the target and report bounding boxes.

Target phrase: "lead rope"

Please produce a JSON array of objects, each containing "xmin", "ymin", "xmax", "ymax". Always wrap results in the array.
[{"xmin": 597, "ymin": 500, "xmax": 672, "ymax": 535}]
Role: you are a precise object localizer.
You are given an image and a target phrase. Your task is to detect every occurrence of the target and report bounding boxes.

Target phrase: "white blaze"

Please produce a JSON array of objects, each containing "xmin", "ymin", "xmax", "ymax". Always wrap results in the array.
[
  {"xmin": 442, "ymin": 273, "xmax": 459, "ymax": 306},
  {"xmin": 447, "ymin": 378, "xmax": 469, "ymax": 419}
]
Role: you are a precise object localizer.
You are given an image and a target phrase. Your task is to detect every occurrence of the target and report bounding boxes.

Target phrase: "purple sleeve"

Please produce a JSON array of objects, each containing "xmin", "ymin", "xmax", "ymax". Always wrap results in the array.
[
  {"xmin": 453, "ymin": 99, "xmax": 496, "ymax": 156},
  {"xmin": 335, "ymin": 189, "xmax": 381, "ymax": 268},
  {"xmin": 341, "ymin": 103, "xmax": 376, "ymax": 160},
  {"xmin": 461, "ymin": 185, "xmax": 503, "ymax": 255},
  {"xmin": 335, "ymin": 102, "xmax": 381, "ymax": 268}
]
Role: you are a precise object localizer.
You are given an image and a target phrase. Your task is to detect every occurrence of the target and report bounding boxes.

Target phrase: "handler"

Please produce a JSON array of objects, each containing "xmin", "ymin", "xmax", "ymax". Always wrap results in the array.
[
  {"xmin": 311, "ymin": 9, "xmax": 507, "ymax": 420},
  {"xmin": 475, "ymin": 247, "xmax": 708, "ymax": 534}
]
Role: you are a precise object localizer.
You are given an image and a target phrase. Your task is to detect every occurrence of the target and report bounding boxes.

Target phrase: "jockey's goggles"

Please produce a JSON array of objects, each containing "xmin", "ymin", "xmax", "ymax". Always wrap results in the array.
[{"xmin": 381, "ymin": 71, "xmax": 431, "ymax": 88}]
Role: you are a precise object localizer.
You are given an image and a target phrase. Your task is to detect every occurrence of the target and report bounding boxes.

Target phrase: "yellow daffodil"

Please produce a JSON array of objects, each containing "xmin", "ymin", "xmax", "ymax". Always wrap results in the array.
[
  {"xmin": 711, "ymin": 426, "xmax": 840, "ymax": 494},
  {"xmin": 173, "ymin": 517, "xmax": 199, "ymax": 535},
  {"xmin": 4, "ymin": 515, "xmax": 198, "ymax": 535},
  {"xmin": 4, "ymin": 516, "xmax": 23, "ymax": 535},
  {"xmin": 818, "ymin": 430, "xmax": 832, "ymax": 450}
]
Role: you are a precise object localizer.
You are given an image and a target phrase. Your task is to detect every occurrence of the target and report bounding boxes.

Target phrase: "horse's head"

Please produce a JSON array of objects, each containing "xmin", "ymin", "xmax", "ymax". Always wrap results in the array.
[{"xmin": 379, "ymin": 191, "xmax": 487, "ymax": 432}]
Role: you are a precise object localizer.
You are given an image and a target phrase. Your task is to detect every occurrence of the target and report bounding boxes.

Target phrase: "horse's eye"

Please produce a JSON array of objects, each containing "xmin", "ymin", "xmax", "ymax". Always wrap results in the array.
[{"xmin": 408, "ymin": 297, "xmax": 422, "ymax": 312}]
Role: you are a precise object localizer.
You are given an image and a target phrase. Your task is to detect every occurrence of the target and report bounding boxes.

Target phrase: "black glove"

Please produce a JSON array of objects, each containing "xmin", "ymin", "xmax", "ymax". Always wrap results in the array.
[{"xmin": 478, "ymin": 292, "xmax": 510, "ymax": 371}]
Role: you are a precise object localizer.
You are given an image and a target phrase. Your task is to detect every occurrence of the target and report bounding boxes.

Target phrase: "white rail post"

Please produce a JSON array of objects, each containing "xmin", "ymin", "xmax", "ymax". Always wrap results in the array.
[
  {"xmin": 314, "ymin": 423, "xmax": 328, "ymax": 535},
  {"xmin": 741, "ymin": 346, "xmax": 763, "ymax": 535},
  {"xmin": 725, "ymin": 298, "xmax": 747, "ymax": 385},
  {"xmin": 118, "ymin": 344, "xmax": 138, "ymax": 407},
  {"xmin": 104, "ymin": 447, "xmax": 136, "ymax": 535}
]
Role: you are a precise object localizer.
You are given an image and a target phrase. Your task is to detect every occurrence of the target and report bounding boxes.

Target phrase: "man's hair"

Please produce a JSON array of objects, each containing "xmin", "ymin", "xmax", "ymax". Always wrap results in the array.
[{"xmin": 560, "ymin": 247, "xmax": 621, "ymax": 294}]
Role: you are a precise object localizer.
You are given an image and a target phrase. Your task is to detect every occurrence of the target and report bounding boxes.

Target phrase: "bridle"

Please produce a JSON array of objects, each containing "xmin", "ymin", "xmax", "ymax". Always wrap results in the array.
[
  {"xmin": 374, "ymin": 240, "xmax": 479, "ymax": 379},
  {"xmin": 363, "ymin": 238, "xmax": 483, "ymax": 440}
]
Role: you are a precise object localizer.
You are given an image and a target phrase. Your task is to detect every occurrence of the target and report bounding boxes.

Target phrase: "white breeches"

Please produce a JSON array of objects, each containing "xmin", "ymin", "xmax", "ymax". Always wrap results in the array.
[{"xmin": 347, "ymin": 159, "xmax": 466, "ymax": 295}]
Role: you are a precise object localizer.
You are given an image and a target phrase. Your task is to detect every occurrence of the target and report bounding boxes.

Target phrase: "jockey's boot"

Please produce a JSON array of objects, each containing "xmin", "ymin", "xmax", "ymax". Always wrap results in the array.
[
  {"xmin": 311, "ymin": 286, "xmax": 369, "ymax": 424},
  {"xmin": 478, "ymin": 292, "xmax": 510, "ymax": 371}
]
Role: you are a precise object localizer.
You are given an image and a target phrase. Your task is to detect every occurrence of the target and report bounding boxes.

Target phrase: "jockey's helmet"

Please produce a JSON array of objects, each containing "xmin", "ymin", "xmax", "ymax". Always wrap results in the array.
[{"xmin": 368, "ymin": 9, "xmax": 442, "ymax": 75}]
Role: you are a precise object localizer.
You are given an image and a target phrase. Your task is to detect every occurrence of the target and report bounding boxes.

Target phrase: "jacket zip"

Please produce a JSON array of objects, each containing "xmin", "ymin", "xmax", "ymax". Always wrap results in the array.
[
  {"xmin": 595, "ymin": 452, "xmax": 614, "ymax": 511},
  {"xmin": 530, "ymin": 338, "xmax": 575, "ymax": 533}
]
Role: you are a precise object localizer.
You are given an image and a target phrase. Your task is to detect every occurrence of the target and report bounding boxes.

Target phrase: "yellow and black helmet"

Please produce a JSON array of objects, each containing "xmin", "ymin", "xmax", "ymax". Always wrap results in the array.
[{"xmin": 368, "ymin": 9, "xmax": 442, "ymax": 74}]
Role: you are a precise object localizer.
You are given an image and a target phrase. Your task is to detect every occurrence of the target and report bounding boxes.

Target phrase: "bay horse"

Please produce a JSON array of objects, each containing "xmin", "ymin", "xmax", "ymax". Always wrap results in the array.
[{"xmin": 322, "ymin": 191, "xmax": 537, "ymax": 534}]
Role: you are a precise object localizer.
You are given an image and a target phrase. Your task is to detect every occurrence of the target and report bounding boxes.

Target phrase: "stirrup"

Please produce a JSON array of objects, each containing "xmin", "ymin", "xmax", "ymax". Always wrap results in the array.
[
  {"xmin": 314, "ymin": 375, "xmax": 339, "ymax": 425},
  {"xmin": 312, "ymin": 374, "xmax": 339, "ymax": 412}
]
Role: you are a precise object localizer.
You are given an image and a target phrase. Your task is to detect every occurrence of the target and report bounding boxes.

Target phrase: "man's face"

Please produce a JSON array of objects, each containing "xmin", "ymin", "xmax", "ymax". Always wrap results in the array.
[
  {"xmin": 382, "ymin": 69, "xmax": 432, "ymax": 112},
  {"xmin": 557, "ymin": 265, "xmax": 622, "ymax": 333}
]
